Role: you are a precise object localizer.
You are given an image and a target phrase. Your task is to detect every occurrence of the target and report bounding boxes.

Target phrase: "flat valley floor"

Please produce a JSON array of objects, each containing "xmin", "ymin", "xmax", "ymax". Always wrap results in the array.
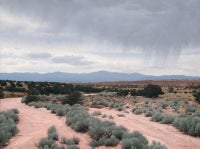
[{"xmin": 1, "ymin": 98, "xmax": 200, "ymax": 149}]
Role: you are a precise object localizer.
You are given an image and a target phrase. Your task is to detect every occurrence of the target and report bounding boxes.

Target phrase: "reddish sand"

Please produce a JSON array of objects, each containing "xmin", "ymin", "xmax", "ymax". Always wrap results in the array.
[
  {"xmin": 1, "ymin": 98, "xmax": 93, "ymax": 149},
  {"xmin": 1, "ymin": 98, "xmax": 119, "ymax": 149},
  {"xmin": 89, "ymin": 108, "xmax": 200, "ymax": 149},
  {"xmin": 1, "ymin": 98, "xmax": 200, "ymax": 149}
]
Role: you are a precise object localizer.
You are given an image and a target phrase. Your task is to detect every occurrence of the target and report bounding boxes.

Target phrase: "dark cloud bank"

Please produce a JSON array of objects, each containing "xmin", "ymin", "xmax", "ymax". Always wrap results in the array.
[{"xmin": 1, "ymin": 0, "xmax": 200, "ymax": 57}]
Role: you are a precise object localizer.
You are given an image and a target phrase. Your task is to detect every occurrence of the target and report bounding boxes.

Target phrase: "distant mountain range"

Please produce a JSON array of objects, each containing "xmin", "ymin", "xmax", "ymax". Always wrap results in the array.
[{"xmin": 0, "ymin": 71, "xmax": 200, "ymax": 82}]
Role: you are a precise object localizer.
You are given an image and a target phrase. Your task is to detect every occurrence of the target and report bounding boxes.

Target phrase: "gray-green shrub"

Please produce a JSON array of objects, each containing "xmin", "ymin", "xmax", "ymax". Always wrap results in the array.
[
  {"xmin": 132, "ymin": 108, "xmax": 143, "ymax": 115},
  {"xmin": 38, "ymin": 138, "xmax": 55, "ymax": 148},
  {"xmin": 65, "ymin": 137, "xmax": 80, "ymax": 145},
  {"xmin": 173, "ymin": 114, "xmax": 200, "ymax": 136},
  {"xmin": 145, "ymin": 110, "xmax": 153, "ymax": 117},
  {"xmin": 47, "ymin": 126, "xmax": 59, "ymax": 141},
  {"xmin": 56, "ymin": 109, "xmax": 65, "ymax": 116},
  {"xmin": 0, "ymin": 109, "xmax": 19, "ymax": 146},
  {"xmin": 121, "ymin": 131, "xmax": 149, "ymax": 149},
  {"xmin": 151, "ymin": 112, "xmax": 164, "ymax": 122},
  {"xmin": 149, "ymin": 141, "xmax": 167, "ymax": 149},
  {"xmin": 91, "ymin": 111, "xmax": 101, "ymax": 116},
  {"xmin": 67, "ymin": 145, "xmax": 80, "ymax": 149},
  {"xmin": 161, "ymin": 114, "xmax": 175, "ymax": 124}
]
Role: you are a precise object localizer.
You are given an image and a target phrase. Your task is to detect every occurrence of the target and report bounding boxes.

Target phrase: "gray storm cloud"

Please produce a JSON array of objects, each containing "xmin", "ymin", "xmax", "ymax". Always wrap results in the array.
[
  {"xmin": 26, "ymin": 53, "xmax": 52, "ymax": 59},
  {"xmin": 1, "ymin": 0, "xmax": 200, "ymax": 58},
  {"xmin": 52, "ymin": 55, "xmax": 93, "ymax": 66}
]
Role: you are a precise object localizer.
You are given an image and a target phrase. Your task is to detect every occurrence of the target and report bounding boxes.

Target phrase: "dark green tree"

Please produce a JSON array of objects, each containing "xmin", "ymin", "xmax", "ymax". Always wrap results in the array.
[
  {"xmin": 193, "ymin": 91, "xmax": 200, "ymax": 103},
  {"xmin": 16, "ymin": 81, "xmax": 23, "ymax": 87},
  {"xmin": 23, "ymin": 95, "xmax": 40, "ymax": 104},
  {"xmin": 27, "ymin": 87, "xmax": 40, "ymax": 95},
  {"xmin": 117, "ymin": 90, "xmax": 129, "ymax": 96},
  {"xmin": 0, "ymin": 80, "xmax": 7, "ymax": 86},
  {"xmin": 62, "ymin": 91, "xmax": 83, "ymax": 105},
  {"xmin": 4, "ymin": 86, "xmax": 15, "ymax": 92},
  {"xmin": 143, "ymin": 84, "xmax": 163, "ymax": 98},
  {"xmin": 0, "ymin": 87, "xmax": 4, "ymax": 99}
]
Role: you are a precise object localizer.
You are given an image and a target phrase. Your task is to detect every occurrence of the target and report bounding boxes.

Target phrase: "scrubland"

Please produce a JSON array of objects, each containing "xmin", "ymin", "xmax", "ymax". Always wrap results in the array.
[{"xmin": 0, "ymin": 80, "xmax": 200, "ymax": 149}]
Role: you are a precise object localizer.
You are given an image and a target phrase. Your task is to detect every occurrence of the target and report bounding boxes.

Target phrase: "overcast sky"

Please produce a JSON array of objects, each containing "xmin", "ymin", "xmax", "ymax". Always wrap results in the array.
[{"xmin": 0, "ymin": 0, "xmax": 200, "ymax": 76}]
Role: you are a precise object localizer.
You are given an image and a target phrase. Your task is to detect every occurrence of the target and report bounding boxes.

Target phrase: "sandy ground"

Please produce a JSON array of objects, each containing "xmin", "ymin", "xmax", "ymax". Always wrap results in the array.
[
  {"xmin": 1, "ymin": 98, "xmax": 200, "ymax": 149},
  {"xmin": 89, "ymin": 108, "xmax": 200, "ymax": 149},
  {"xmin": 0, "ymin": 98, "xmax": 93, "ymax": 149}
]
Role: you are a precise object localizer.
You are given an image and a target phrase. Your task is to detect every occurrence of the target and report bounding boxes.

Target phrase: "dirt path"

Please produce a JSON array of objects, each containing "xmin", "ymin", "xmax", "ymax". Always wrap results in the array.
[
  {"xmin": 89, "ymin": 108, "xmax": 200, "ymax": 149},
  {"xmin": 1, "ymin": 98, "xmax": 200, "ymax": 149},
  {"xmin": 1, "ymin": 98, "xmax": 93, "ymax": 149}
]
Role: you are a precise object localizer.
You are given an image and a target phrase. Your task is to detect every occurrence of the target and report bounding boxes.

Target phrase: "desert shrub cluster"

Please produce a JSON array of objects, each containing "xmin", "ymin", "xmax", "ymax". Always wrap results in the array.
[
  {"xmin": 131, "ymin": 97, "xmax": 200, "ymax": 137},
  {"xmin": 0, "ymin": 109, "xmax": 19, "ymax": 146},
  {"xmin": 91, "ymin": 111, "xmax": 101, "ymax": 116},
  {"xmin": 151, "ymin": 113, "xmax": 176, "ymax": 124},
  {"xmin": 24, "ymin": 95, "xmax": 167, "ymax": 148},
  {"xmin": 38, "ymin": 126, "xmax": 80, "ymax": 149},
  {"xmin": 61, "ymin": 91, "xmax": 83, "ymax": 105},
  {"xmin": 22, "ymin": 91, "xmax": 83, "ymax": 106},
  {"xmin": 121, "ymin": 131, "xmax": 167, "ymax": 149},
  {"xmin": 91, "ymin": 99, "xmax": 124, "ymax": 111},
  {"xmin": 193, "ymin": 91, "xmax": 200, "ymax": 103},
  {"xmin": 65, "ymin": 105, "xmax": 166, "ymax": 148},
  {"xmin": 38, "ymin": 137, "xmax": 62, "ymax": 149},
  {"xmin": 48, "ymin": 126, "xmax": 59, "ymax": 141},
  {"xmin": 173, "ymin": 112, "xmax": 200, "ymax": 136}
]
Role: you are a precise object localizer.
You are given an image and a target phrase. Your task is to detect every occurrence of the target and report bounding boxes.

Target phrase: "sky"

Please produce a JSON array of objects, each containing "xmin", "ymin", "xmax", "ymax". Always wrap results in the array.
[{"xmin": 0, "ymin": 0, "xmax": 200, "ymax": 76}]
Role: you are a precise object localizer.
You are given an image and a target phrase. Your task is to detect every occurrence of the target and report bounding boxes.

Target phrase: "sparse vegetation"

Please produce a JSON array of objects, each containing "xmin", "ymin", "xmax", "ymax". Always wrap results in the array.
[
  {"xmin": 13, "ymin": 79, "xmax": 199, "ymax": 148},
  {"xmin": 47, "ymin": 126, "xmax": 59, "ymax": 141},
  {"xmin": 64, "ymin": 137, "xmax": 80, "ymax": 145},
  {"xmin": 173, "ymin": 112, "xmax": 200, "ymax": 136},
  {"xmin": 38, "ymin": 126, "xmax": 63, "ymax": 149},
  {"xmin": 193, "ymin": 91, "xmax": 200, "ymax": 103},
  {"xmin": 91, "ymin": 111, "xmax": 101, "ymax": 116},
  {"xmin": 0, "ymin": 87, "xmax": 4, "ymax": 99},
  {"xmin": 0, "ymin": 109, "xmax": 19, "ymax": 146}
]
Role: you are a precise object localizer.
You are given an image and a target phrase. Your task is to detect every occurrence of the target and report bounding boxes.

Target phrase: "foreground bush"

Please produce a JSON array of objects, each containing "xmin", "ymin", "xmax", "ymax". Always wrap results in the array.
[
  {"xmin": 38, "ymin": 126, "xmax": 63, "ymax": 149},
  {"xmin": 0, "ymin": 109, "xmax": 19, "ymax": 146},
  {"xmin": 173, "ymin": 113, "xmax": 200, "ymax": 136},
  {"xmin": 66, "ymin": 106, "xmax": 91, "ymax": 133},
  {"xmin": 38, "ymin": 138, "xmax": 54, "ymax": 148},
  {"xmin": 121, "ymin": 131, "xmax": 148, "ymax": 149},
  {"xmin": 149, "ymin": 141, "xmax": 167, "ymax": 149},
  {"xmin": 161, "ymin": 114, "xmax": 176, "ymax": 124},
  {"xmin": 151, "ymin": 112, "xmax": 164, "ymax": 122},
  {"xmin": 151, "ymin": 112, "xmax": 176, "ymax": 124},
  {"xmin": 122, "ymin": 132, "xmax": 167, "ymax": 149},
  {"xmin": 89, "ymin": 120, "xmax": 125, "ymax": 147},
  {"xmin": 132, "ymin": 108, "xmax": 143, "ymax": 115},
  {"xmin": 67, "ymin": 145, "xmax": 80, "ymax": 149},
  {"xmin": 38, "ymin": 137, "xmax": 63, "ymax": 149},
  {"xmin": 64, "ymin": 137, "xmax": 80, "ymax": 145},
  {"xmin": 48, "ymin": 126, "xmax": 59, "ymax": 141}
]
